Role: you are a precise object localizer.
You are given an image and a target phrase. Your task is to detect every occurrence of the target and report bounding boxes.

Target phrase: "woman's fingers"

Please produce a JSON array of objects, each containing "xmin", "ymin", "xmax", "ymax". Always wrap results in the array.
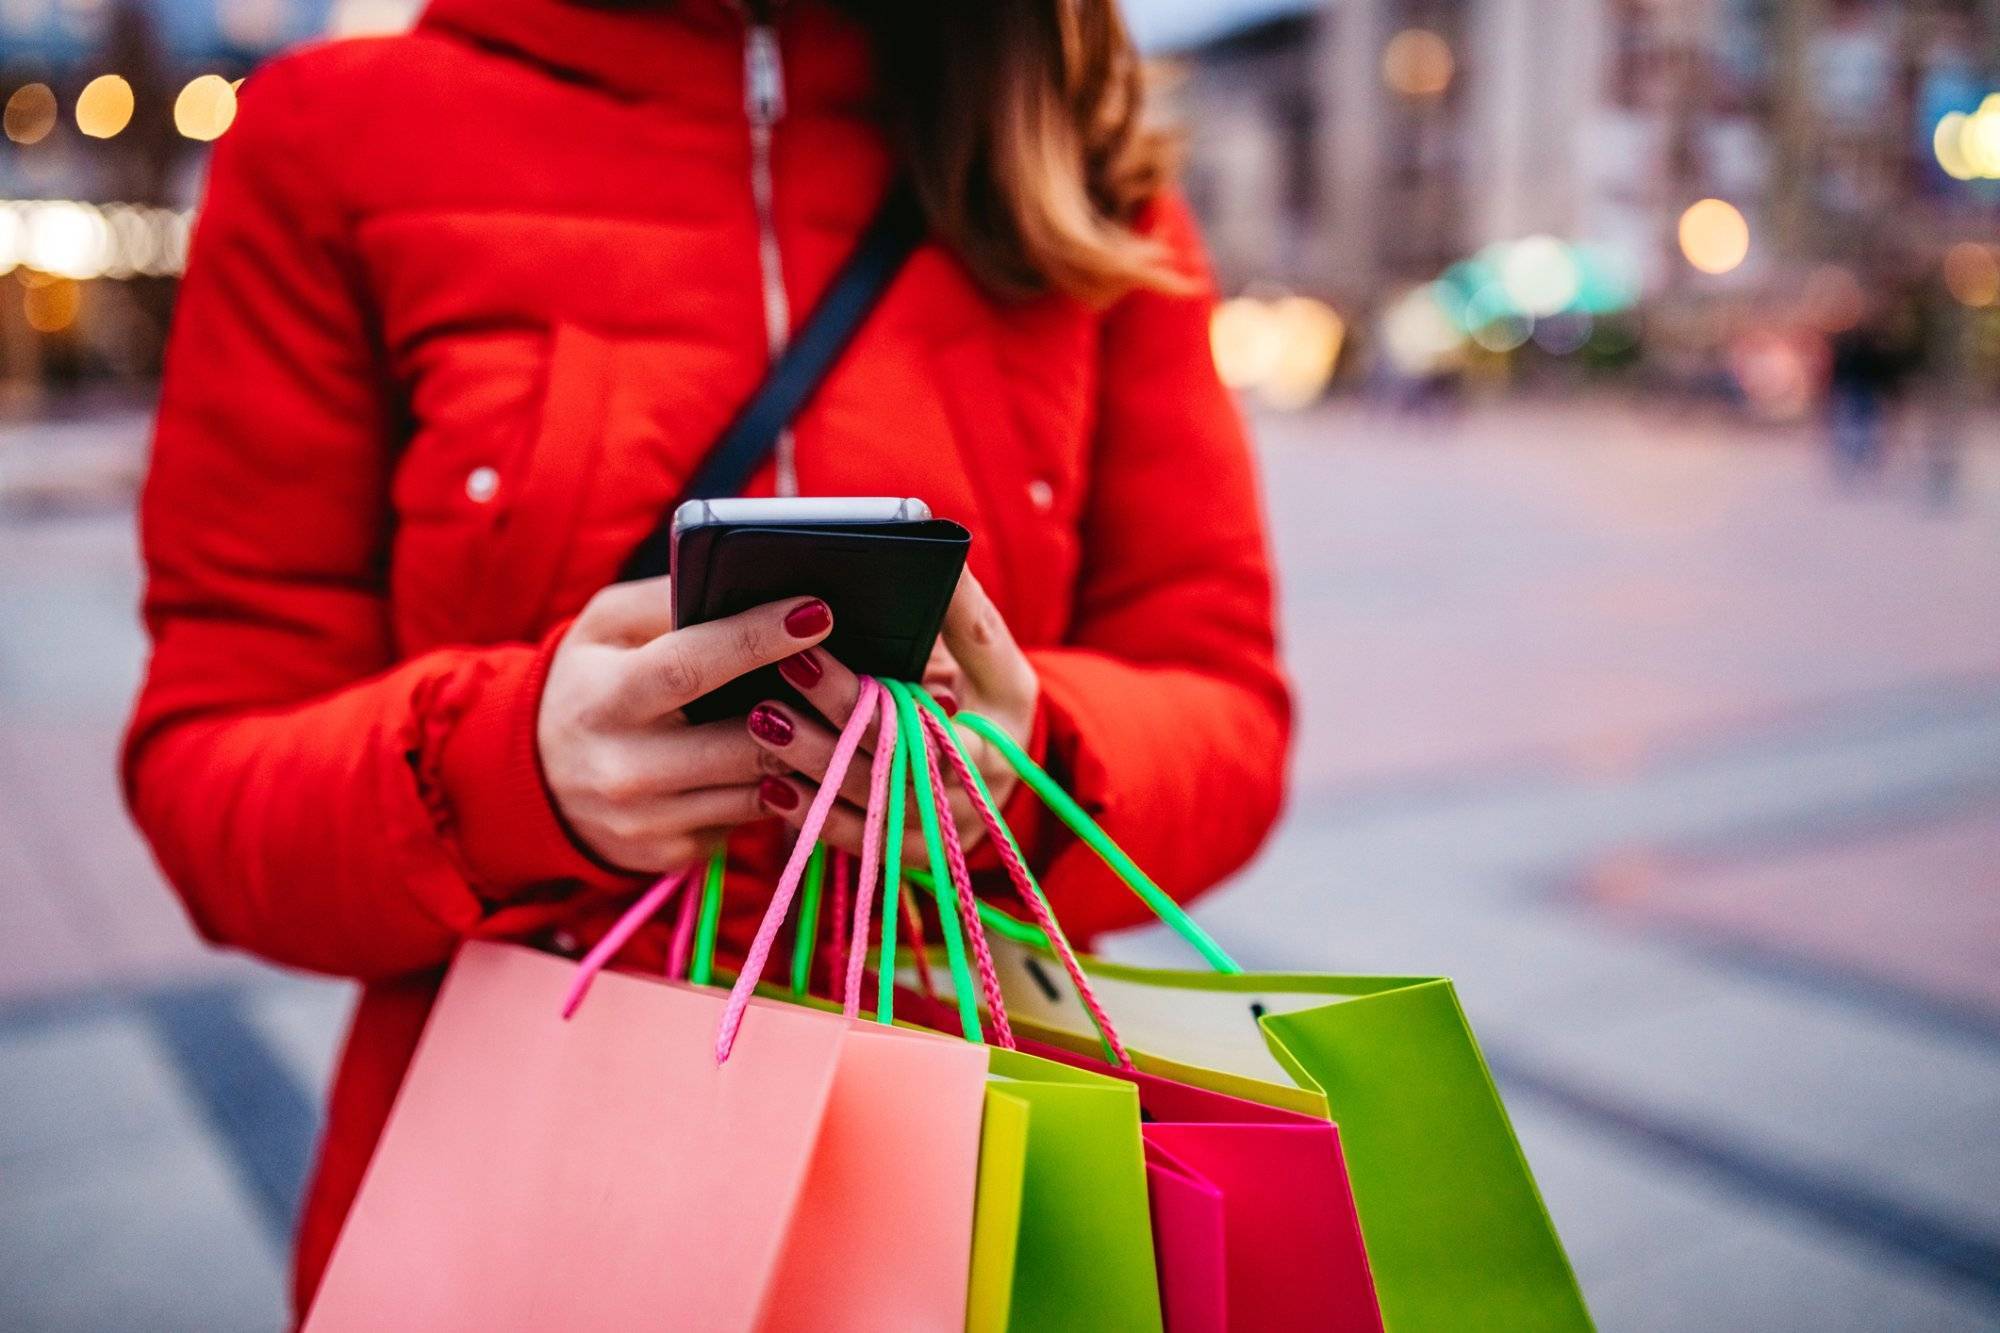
[
  {"xmin": 613, "ymin": 596, "xmax": 833, "ymax": 722},
  {"xmin": 757, "ymin": 772, "xmax": 990, "ymax": 861},
  {"xmin": 745, "ymin": 701, "xmax": 876, "ymax": 806},
  {"xmin": 778, "ymin": 646, "xmax": 869, "ymax": 736}
]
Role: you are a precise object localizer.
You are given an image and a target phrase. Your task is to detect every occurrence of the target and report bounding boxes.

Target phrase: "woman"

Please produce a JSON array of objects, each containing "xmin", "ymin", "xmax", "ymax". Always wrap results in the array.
[{"xmin": 123, "ymin": 0, "xmax": 1289, "ymax": 1315}]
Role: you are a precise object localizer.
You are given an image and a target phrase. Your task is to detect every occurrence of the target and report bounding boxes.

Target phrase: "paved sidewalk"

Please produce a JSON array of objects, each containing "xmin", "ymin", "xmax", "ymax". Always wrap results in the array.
[{"xmin": 2, "ymin": 398, "xmax": 1997, "ymax": 1329}]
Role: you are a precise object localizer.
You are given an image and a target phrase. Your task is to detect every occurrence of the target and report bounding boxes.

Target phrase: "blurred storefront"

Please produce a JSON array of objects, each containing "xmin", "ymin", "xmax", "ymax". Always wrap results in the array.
[
  {"xmin": 2, "ymin": 0, "xmax": 1997, "ymax": 419},
  {"xmin": 1165, "ymin": 0, "xmax": 2000, "ymax": 417},
  {"xmin": 0, "ymin": 0, "xmax": 414, "ymax": 403}
]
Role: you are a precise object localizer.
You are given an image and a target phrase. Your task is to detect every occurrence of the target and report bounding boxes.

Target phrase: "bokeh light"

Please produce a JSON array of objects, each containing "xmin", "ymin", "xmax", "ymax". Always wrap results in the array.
[
  {"xmin": 1935, "ymin": 96, "xmax": 2000, "ymax": 180},
  {"xmin": 1500, "ymin": 235, "xmax": 1582, "ymax": 318},
  {"xmin": 1382, "ymin": 29, "xmax": 1454, "ymax": 99},
  {"xmin": 1934, "ymin": 112, "xmax": 1976, "ymax": 181},
  {"xmin": 1942, "ymin": 242, "xmax": 2000, "ymax": 308},
  {"xmin": 22, "ymin": 273, "xmax": 83, "ymax": 334},
  {"xmin": 1211, "ymin": 294, "xmax": 1347, "ymax": 408},
  {"xmin": 175, "ymin": 75, "xmax": 239, "ymax": 142},
  {"xmin": 1532, "ymin": 310, "xmax": 1594, "ymax": 356},
  {"xmin": 75, "ymin": 74, "xmax": 134, "ymax": 140},
  {"xmin": 1677, "ymin": 199, "xmax": 1750, "ymax": 275},
  {"xmin": 23, "ymin": 202, "xmax": 113, "ymax": 280},
  {"xmin": 1380, "ymin": 283, "xmax": 1466, "ymax": 375},
  {"xmin": 1211, "ymin": 296, "xmax": 1284, "ymax": 390},
  {"xmin": 5, "ymin": 83, "xmax": 60, "ymax": 145}
]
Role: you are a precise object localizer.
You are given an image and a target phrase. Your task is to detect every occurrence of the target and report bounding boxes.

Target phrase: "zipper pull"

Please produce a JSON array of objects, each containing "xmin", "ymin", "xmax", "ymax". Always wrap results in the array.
[{"xmin": 745, "ymin": 23, "xmax": 786, "ymax": 127}]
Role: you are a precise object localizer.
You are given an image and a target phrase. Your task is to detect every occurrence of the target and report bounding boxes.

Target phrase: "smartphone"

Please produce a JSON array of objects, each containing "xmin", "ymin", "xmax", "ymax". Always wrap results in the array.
[{"xmin": 669, "ymin": 496, "xmax": 971, "ymax": 721}]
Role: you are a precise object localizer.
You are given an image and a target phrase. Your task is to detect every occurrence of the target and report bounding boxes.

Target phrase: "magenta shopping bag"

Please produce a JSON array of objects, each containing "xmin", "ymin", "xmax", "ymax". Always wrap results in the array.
[{"xmin": 1024, "ymin": 1038, "xmax": 1382, "ymax": 1332}]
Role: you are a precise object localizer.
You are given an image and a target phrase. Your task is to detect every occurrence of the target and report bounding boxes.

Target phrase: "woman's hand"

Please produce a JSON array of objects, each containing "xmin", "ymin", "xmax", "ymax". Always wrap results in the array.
[
  {"xmin": 537, "ymin": 579, "xmax": 835, "ymax": 873},
  {"xmin": 746, "ymin": 570, "xmax": 1039, "ymax": 859}
]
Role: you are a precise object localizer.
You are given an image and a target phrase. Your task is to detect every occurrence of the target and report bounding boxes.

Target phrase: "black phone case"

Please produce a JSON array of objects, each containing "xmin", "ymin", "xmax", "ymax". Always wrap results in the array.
[{"xmin": 671, "ymin": 518, "xmax": 971, "ymax": 722}]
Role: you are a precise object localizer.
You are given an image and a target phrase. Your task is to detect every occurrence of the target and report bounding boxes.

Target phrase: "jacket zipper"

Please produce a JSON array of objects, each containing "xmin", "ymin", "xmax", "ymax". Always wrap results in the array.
[{"xmin": 743, "ymin": 16, "xmax": 797, "ymax": 496}]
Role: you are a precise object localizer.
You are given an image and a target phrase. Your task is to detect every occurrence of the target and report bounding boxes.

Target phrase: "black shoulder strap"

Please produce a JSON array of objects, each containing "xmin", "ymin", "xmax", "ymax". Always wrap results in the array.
[{"xmin": 618, "ymin": 184, "xmax": 926, "ymax": 581}]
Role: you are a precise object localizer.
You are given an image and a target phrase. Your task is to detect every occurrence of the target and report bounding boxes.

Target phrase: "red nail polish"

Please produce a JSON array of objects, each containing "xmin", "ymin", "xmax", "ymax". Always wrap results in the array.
[
  {"xmin": 778, "ymin": 650, "xmax": 823, "ymax": 690},
  {"xmin": 783, "ymin": 599, "xmax": 831, "ymax": 638},
  {"xmin": 748, "ymin": 704, "xmax": 793, "ymax": 746},
  {"xmin": 758, "ymin": 776, "xmax": 799, "ymax": 811}
]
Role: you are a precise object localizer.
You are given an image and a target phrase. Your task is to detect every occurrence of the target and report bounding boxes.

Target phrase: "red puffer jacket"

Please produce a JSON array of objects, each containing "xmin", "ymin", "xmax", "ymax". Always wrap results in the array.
[{"xmin": 123, "ymin": 0, "xmax": 1289, "ymax": 1314}]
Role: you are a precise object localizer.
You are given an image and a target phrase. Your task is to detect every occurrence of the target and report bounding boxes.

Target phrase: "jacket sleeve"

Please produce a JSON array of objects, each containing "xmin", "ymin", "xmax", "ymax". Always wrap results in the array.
[
  {"xmin": 1014, "ymin": 194, "xmax": 1292, "ymax": 944},
  {"xmin": 122, "ymin": 58, "xmax": 623, "ymax": 981}
]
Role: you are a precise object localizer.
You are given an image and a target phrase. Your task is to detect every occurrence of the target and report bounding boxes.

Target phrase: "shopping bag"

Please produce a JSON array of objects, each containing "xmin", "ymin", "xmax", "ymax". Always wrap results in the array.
[
  {"xmin": 967, "ymin": 1085, "xmax": 1032, "ymax": 1333},
  {"xmin": 1021, "ymin": 1037, "xmax": 1381, "ymax": 1331},
  {"xmin": 883, "ymin": 706, "xmax": 1588, "ymax": 1332},
  {"xmin": 304, "ymin": 941, "xmax": 988, "ymax": 1331},
  {"xmin": 984, "ymin": 1045, "xmax": 1162, "ymax": 1331},
  {"xmin": 1144, "ymin": 1141, "xmax": 1228, "ymax": 1332},
  {"xmin": 311, "ymin": 684, "xmax": 993, "ymax": 1330},
  {"xmin": 991, "ymin": 941, "xmax": 1591, "ymax": 1332}
]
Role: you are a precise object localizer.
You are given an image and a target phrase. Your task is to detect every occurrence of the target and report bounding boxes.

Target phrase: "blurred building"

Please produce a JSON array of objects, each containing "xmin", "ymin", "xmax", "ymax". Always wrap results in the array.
[
  {"xmin": 4, "ymin": 0, "xmax": 1997, "ymax": 412},
  {"xmin": 1167, "ymin": 0, "xmax": 2000, "ymax": 411}
]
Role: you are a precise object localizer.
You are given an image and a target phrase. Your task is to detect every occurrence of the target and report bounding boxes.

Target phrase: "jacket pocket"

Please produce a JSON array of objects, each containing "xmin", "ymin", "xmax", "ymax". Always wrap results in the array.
[
  {"xmin": 478, "ymin": 323, "xmax": 616, "ymax": 643},
  {"xmin": 388, "ymin": 323, "xmax": 614, "ymax": 652}
]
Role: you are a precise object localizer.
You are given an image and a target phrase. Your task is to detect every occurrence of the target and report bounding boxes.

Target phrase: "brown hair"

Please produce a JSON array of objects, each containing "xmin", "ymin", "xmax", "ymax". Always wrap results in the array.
[{"xmin": 837, "ymin": 0, "xmax": 1186, "ymax": 305}]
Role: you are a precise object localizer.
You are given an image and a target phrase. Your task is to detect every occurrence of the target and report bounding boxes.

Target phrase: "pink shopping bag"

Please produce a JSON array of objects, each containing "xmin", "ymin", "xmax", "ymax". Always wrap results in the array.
[
  {"xmin": 1024, "ymin": 1038, "xmax": 1382, "ymax": 1332},
  {"xmin": 305, "ymin": 940, "xmax": 988, "ymax": 1332}
]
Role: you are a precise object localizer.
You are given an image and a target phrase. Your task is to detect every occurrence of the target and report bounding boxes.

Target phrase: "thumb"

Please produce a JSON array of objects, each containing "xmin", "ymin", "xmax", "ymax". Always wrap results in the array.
[{"xmin": 939, "ymin": 569, "xmax": 1035, "ymax": 703}]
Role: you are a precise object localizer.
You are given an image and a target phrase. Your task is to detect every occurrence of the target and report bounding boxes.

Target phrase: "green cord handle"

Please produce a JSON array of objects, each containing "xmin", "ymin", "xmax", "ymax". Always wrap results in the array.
[
  {"xmin": 688, "ymin": 844, "xmax": 728, "ymax": 986},
  {"xmin": 903, "ymin": 866, "xmax": 1053, "ymax": 950},
  {"xmin": 788, "ymin": 842, "xmax": 827, "ymax": 997},
  {"xmin": 874, "ymin": 711, "xmax": 910, "ymax": 1025},
  {"xmin": 886, "ymin": 680, "xmax": 983, "ymax": 1042},
  {"xmin": 952, "ymin": 710, "xmax": 1241, "ymax": 974}
]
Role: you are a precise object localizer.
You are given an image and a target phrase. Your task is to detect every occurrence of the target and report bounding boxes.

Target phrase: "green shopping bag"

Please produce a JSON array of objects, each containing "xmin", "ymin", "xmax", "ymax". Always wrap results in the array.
[
  {"xmin": 928, "ymin": 712, "xmax": 1591, "ymax": 1333},
  {"xmin": 986, "ymin": 941, "xmax": 1590, "ymax": 1332},
  {"xmin": 983, "ymin": 1046, "xmax": 1161, "ymax": 1331},
  {"xmin": 967, "ymin": 1085, "xmax": 1031, "ymax": 1333}
]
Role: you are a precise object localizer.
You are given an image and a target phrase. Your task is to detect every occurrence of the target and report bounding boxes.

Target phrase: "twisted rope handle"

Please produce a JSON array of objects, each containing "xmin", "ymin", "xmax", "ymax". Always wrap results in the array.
[
  {"xmin": 560, "ymin": 864, "xmax": 698, "ymax": 1020},
  {"xmin": 667, "ymin": 861, "xmax": 703, "ymax": 981},
  {"xmin": 914, "ymin": 704, "xmax": 1014, "ymax": 1050},
  {"xmin": 842, "ymin": 694, "xmax": 899, "ymax": 1019},
  {"xmin": 917, "ymin": 704, "xmax": 1125, "ymax": 1066},
  {"xmin": 714, "ymin": 678, "xmax": 882, "ymax": 1063}
]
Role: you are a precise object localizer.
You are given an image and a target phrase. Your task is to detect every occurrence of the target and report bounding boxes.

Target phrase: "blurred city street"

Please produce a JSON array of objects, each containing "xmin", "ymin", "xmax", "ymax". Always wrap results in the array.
[{"xmin": 2, "ymin": 398, "xmax": 1996, "ymax": 1329}]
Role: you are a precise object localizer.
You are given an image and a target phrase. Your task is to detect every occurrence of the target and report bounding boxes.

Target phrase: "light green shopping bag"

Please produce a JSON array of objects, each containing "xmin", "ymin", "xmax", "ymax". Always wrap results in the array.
[
  {"xmin": 925, "ymin": 711, "xmax": 1591, "ymax": 1333},
  {"xmin": 986, "ymin": 940, "xmax": 1590, "ymax": 1332},
  {"xmin": 981, "ymin": 1046, "xmax": 1161, "ymax": 1332},
  {"xmin": 967, "ymin": 1085, "xmax": 1030, "ymax": 1333}
]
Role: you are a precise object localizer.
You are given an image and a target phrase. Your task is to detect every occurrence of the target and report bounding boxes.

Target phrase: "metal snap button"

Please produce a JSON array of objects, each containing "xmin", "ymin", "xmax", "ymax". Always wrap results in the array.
[
  {"xmin": 1026, "ymin": 478, "xmax": 1055, "ymax": 512},
  {"xmin": 465, "ymin": 466, "xmax": 500, "ymax": 504}
]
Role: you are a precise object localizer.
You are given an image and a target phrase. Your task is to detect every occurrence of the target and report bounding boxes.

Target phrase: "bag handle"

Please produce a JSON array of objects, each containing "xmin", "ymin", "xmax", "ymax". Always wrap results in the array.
[
  {"xmin": 915, "ymin": 702, "xmax": 1126, "ymax": 1065},
  {"xmin": 841, "ymin": 694, "xmax": 901, "ymax": 1020},
  {"xmin": 617, "ymin": 185, "xmax": 924, "ymax": 582},
  {"xmin": 950, "ymin": 710, "xmax": 1242, "ymax": 975},
  {"xmin": 713, "ymin": 679, "xmax": 884, "ymax": 1061},
  {"xmin": 898, "ymin": 682, "xmax": 1014, "ymax": 1049}
]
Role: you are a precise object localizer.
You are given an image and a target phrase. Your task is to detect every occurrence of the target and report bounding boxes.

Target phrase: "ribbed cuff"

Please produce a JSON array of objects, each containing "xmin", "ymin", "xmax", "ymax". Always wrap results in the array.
[{"xmin": 434, "ymin": 619, "xmax": 638, "ymax": 902}]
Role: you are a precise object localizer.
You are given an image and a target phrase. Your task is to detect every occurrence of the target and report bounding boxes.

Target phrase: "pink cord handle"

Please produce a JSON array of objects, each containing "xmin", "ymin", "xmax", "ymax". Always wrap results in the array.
[
  {"xmin": 921, "ymin": 706, "xmax": 1130, "ymax": 1067},
  {"xmin": 667, "ymin": 859, "xmax": 704, "ymax": 982},
  {"xmin": 842, "ymin": 693, "xmax": 899, "ymax": 1019},
  {"xmin": 560, "ymin": 865, "xmax": 697, "ymax": 1020},
  {"xmin": 716, "ymin": 678, "xmax": 883, "ymax": 1063},
  {"xmin": 826, "ymin": 849, "xmax": 852, "ymax": 999},
  {"xmin": 916, "ymin": 710, "xmax": 1014, "ymax": 1050}
]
